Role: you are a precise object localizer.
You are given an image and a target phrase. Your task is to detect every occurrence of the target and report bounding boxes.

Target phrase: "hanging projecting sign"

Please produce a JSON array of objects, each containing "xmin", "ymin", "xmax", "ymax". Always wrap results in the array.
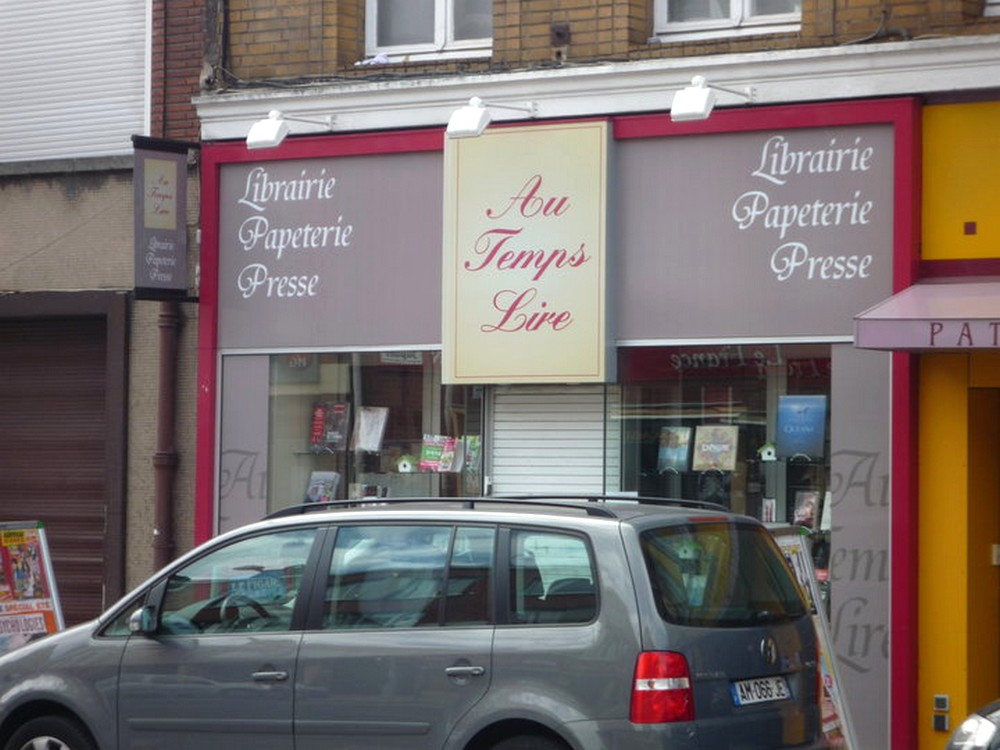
[
  {"xmin": 442, "ymin": 121, "xmax": 612, "ymax": 384},
  {"xmin": 132, "ymin": 136, "xmax": 194, "ymax": 300}
]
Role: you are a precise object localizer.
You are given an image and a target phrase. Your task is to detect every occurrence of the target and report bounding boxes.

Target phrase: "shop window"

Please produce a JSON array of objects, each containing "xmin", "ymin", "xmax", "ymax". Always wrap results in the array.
[
  {"xmin": 653, "ymin": 0, "xmax": 800, "ymax": 39},
  {"xmin": 366, "ymin": 0, "xmax": 492, "ymax": 61},
  {"xmin": 613, "ymin": 344, "xmax": 830, "ymax": 530},
  {"xmin": 267, "ymin": 351, "xmax": 483, "ymax": 514}
]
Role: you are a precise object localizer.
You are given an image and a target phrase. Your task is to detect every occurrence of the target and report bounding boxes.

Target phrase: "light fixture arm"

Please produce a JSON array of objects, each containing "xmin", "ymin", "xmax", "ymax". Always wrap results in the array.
[
  {"xmin": 271, "ymin": 110, "xmax": 335, "ymax": 129},
  {"xmin": 690, "ymin": 75, "xmax": 756, "ymax": 103},
  {"xmin": 468, "ymin": 97, "xmax": 538, "ymax": 116}
]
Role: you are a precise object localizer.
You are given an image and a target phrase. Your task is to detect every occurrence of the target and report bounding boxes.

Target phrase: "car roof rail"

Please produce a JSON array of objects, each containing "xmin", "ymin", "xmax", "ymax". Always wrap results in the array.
[
  {"xmin": 499, "ymin": 493, "xmax": 729, "ymax": 513},
  {"xmin": 264, "ymin": 493, "xmax": 727, "ymax": 521},
  {"xmin": 265, "ymin": 496, "xmax": 619, "ymax": 520}
]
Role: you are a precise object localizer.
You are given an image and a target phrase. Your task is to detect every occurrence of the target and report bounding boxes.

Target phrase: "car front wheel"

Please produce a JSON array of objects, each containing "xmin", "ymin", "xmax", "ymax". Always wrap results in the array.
[{"xmin": 5, "ymin": 715, "xmax": 97, "ymax": 750}]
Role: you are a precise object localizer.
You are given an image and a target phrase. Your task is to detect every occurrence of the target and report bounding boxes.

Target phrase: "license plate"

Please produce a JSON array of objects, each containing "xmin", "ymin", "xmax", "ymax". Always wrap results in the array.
[{"xmin": 731, "ymin": 675, "xmax": 791, "ymax": 706}]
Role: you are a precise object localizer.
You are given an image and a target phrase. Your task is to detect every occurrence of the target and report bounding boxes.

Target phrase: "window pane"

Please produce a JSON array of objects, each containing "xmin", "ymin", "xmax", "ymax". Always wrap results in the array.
[
  {"xmin": 453, "ymin": 0, "xmax": 492, "ymax": 40},
  {"xmin": 668, "ymin": 0, "xmax": 730, "ymax": 22},
  {"xmin": 509, "ymin": 530, "xmax": 596, "ymax": 624},
  {"xmin": 444, "ymin": 526, "xmax": 495, "ymax": 624},
  {"xmin": 641, "ymin": 522, "xmax": 808, "ymax": 627},
  {"xmin": 377, "ymin": 0, "xmax": 434, "ymax": 46},
  {"xmin": 615, "ymin": 344, "xmax": 830, "ymax": 523},
  {"xmin": 751, "ymin": 0, "xmax": 800, "ymax": 15},
  {"xmin": 266, "ymin": 351, "xmax": 484, "ymax": 516},
  {"xmin": 160, "ymin": 528, "xmax": 317, "ymax": 635},
  {"xmin": 325, "ymin": 525, "xmax": 450, "ymax": 628}
]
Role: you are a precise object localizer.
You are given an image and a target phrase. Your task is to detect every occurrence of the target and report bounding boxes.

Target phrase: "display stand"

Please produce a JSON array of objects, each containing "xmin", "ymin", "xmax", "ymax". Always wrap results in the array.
[
  {"xmin": 0, "ymin": 521, "xmax": 64, "ymax": 653},
  {"xmin": 770, "ymin": 525, "xmax": 857, "ymax": 750}
]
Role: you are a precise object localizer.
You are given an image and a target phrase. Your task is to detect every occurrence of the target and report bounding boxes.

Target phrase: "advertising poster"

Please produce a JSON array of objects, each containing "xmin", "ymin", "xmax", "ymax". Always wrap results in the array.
[
  {"xmin": 691, "ymin": 425, "xmax": 739, "ymax": 472},
  {"xmin": 0, "ymin": 522, "xmax": 63, "ymax": 654},
  {"xmin": 776, "ymin": 395, "xmax": 827, "ymax": 459},
  {"xmin": 657, "ymin": 426, "xmax": 692, "ymax": 472},
  {"xmin": 771, "ymin": 526, "xmax": 856, "ymax": 750}
]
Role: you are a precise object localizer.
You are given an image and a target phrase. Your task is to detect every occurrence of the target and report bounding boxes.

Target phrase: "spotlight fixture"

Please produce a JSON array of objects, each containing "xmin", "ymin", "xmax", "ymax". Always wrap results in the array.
[
  {"xmin": 446, "ymin": 96, "xmax": 538, "ymax": 139},
  {"xmin": 669, "ymin": 76, "xmax": 756, "ymax": 122},
  {"xmin": 245, "ymin": 110, "xmax": 334, "ymax": 150}
]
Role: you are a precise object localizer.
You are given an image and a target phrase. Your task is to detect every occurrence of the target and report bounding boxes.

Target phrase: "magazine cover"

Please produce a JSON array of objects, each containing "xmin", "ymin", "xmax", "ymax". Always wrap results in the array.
[
  {"xmin": 420, "ymin": 435, "xmax": 464, "ymax": 472},
  {"xmin": 691, "ymin": 425, "xmax": 739, "ymax": 472},
  {"xmin": 309, "ymin": 401, "xmax": 350, "ymax": 453},
  {"xmin": 420, "ymin": 434, "xmax": 446, "ymax": 471},
  {"xmin": 304, "ymin": 471, "xmax": 341, "ymax": 503},
  {"xmin": 657, "ymin": 426, "xmax": 692, "ymax": 472}
]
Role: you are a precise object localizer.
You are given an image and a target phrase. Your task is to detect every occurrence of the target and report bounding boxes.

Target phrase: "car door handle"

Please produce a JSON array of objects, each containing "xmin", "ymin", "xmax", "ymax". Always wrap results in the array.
[
  {"xmin": 252, "ymin": 670, "xmax": 290, "ymax": 682},
  {"xmin": 444, "ymin": 665, "xmax": 485, "ymax": 677}
]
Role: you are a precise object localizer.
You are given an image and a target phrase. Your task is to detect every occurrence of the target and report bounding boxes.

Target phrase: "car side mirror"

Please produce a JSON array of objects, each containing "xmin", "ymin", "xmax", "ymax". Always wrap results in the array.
[{"xmin": 128, "ymin": 605, "xmax": 158, "ymax": 636}]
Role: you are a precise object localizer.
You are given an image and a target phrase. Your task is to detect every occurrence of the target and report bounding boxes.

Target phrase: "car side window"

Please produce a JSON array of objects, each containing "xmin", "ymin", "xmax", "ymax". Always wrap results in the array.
[
  {"xmin": 509, "ymin": 529, "xmax": 597, "ymax": 625},
  {"xmin": 323, "ymin": 524, "xmax": 494, "ymax": 629},
  {"xmin": 158, "ymin": 528, "xmax": 317, "ymax": 635}
]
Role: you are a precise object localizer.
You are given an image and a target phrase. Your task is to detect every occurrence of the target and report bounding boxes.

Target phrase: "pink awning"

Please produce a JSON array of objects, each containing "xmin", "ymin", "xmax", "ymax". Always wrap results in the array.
[{"xmin": 854, "ymin": 278, "xmax": 1000, "ymax": 350}]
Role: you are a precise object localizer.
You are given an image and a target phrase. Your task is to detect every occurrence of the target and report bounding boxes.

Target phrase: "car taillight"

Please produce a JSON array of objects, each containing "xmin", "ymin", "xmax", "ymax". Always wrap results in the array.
[{"xmin": 630, "ymin": 651, "xmax": 694, "ymax": 723}]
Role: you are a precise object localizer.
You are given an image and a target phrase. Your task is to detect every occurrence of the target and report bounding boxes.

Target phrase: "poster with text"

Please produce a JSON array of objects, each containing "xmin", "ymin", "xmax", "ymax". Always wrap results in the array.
[
  {"xmin": 771, "ymin": 526, "xmax": 856, "ymax": 750},
  {"xmin": 777, "ymin": 395, "xmax": 827, "ymax": 459},
  {"xmin": 691, "ymin": 425, "xmax": 739, "ymax": 472},
  {"xmin": 0, "ymin": 523, "xmax": 63, "ymax": 654}
]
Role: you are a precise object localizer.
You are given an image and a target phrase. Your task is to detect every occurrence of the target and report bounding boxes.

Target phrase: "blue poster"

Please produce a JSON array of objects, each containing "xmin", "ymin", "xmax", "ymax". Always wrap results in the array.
[{"xmin": 776, "ymin": 395, "xmax": 827, "ymax": 459}]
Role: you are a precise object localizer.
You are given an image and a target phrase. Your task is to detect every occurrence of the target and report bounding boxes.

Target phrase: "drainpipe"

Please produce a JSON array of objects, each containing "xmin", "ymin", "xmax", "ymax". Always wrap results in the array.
[{"xmin": 153, "ymin": 301, "xmax": 180, "ymax": 569}]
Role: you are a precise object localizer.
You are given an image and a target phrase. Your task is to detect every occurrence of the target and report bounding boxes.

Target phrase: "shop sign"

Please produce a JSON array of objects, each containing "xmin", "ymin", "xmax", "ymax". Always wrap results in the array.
[
  {"xmin": 442, "ymin": 122, "xmax": 612, "ymax": 384},
  {"xmin": 132, "ymin": 136, "xmax": 193, "ymax": 300},
  {"xmin": 216, "ymin": 152, "xmax": 442, "ymax": 349},
  {"xmin": 616, "ymin": 125, "xmax": 894, "ymax": 341}
]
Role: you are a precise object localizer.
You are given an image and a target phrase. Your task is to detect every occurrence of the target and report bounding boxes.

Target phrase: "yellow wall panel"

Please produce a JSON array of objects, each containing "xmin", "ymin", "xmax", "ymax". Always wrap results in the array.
[
  {"xmin": 918, "ymin": 354, "xmax": 970, "ymax": 750},
  {"xmin": 923, "ymin": 103, "xmax": 1000, "ymax": 260}
]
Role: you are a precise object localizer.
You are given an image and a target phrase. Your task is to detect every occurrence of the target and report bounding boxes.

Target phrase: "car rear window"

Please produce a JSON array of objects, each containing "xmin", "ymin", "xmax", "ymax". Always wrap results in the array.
[{"xmin": 641, "ymin": 522, "xmax": 808, "ymax": 627}]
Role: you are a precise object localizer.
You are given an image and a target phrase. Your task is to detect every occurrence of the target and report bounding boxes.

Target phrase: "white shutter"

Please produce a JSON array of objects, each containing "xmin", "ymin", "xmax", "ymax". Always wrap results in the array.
[
  {"xmin": 489, "ymin": 385, "xmax": 621, "ymax": 495},
  {"xmin": 0, "ymin": 0, "xmax": 149, "ymax": 163}
]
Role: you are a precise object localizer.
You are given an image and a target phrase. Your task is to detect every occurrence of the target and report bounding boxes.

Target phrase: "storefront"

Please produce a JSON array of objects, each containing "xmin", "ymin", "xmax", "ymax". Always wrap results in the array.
[
  {"xmin": 854, "ymin": 100, "xmax": 1000, "ymax": 750},
  {"xmin": 196, "ymin": 97, "xmax": 918, "ymax": 749}
]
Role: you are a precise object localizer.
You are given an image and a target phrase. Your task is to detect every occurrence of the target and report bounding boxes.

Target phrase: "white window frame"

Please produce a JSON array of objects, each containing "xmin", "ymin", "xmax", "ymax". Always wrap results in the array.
[
  {"xmin": 987, "ymin": 0, "xmax": 1000, "ymax": 17},
  {"xmin": 365, "ymin": 0, "xmax": 491, "ymax": 63},
  {"xmin": 652, "ymin": 0, "xmax": 800, "ymax": 42}
]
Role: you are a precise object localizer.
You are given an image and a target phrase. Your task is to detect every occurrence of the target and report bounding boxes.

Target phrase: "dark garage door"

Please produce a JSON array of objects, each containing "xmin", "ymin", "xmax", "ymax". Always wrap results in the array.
[{"xmin": 0, "ymin": 316, "xmax": 115, "ymax": 624}]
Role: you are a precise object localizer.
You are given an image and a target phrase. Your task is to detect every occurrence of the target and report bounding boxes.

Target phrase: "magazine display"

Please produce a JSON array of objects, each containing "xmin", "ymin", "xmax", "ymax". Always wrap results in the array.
[
  {"xmin": 309, "ymin": 401, "xmax": 350, "ymax": 453},
  {"xmin": 304, "ymin": 471, "xmax": 341, "ymax": 503},
  {"xmin": 657, "ymin": 426, "xmax": 692, "ymax": 473},
  {"xmin": 0, "ymin": 523, "xmax": 63, "ymax": 654},
  {"xmin": 691, "ymin": 425, "xmax": 739, "ymax": 472},
  {"xmin": 420, "ymin": 434, "xmax": 466, "ymax": 472}
]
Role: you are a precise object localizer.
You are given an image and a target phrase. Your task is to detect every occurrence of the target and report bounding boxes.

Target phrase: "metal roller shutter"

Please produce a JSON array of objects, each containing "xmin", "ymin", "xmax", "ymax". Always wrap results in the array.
[
  {"xmin": 488, "ymin": 385, "xmax": 620, "ymax": 495},
  {"xmin": 0, "ymin": 317, "xmax": 110, "ymax": 624}
]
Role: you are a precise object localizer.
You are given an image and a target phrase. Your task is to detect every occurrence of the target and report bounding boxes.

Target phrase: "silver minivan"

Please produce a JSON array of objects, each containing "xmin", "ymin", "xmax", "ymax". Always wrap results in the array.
[{"xmin": 0, "ymin": 496, "xmax": 828, "ymax": 750}]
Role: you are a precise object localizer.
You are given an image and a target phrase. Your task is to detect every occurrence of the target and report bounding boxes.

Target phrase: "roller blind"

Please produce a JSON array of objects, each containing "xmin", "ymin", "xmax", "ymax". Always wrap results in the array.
[
  {"xmin": 489, "ymin": 385, "xmax": 620, "ymax": 495},
  {"xmin": 0, "ymin": 0, "xmax": 149, "ymax": 163}
]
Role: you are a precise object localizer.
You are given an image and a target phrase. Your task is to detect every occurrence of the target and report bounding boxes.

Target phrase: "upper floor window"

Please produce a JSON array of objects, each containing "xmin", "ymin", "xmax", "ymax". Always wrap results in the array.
[
  {"xmin": 367, "ymin": 0, "xmax": 492, "ymax": 61},
  {"xmin": 654, "ymin": 0, "xmax": 800, "ymax": 40}
]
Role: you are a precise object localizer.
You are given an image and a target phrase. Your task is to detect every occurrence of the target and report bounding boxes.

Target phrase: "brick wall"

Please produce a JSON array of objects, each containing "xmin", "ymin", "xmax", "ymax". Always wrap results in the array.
[
  {"xmin": 152, "ymin": 0, "xmax": 206, "ymax": 141},
  {"xmin": 216, "ymin": 0, "xmax": 1000, "ymax": 85}
]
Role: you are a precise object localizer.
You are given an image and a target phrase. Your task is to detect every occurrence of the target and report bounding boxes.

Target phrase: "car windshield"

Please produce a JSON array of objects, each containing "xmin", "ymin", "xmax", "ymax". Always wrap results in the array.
[{"xmin": 641, "ymin": 522, "xmax": 808, "ymax": 627}]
